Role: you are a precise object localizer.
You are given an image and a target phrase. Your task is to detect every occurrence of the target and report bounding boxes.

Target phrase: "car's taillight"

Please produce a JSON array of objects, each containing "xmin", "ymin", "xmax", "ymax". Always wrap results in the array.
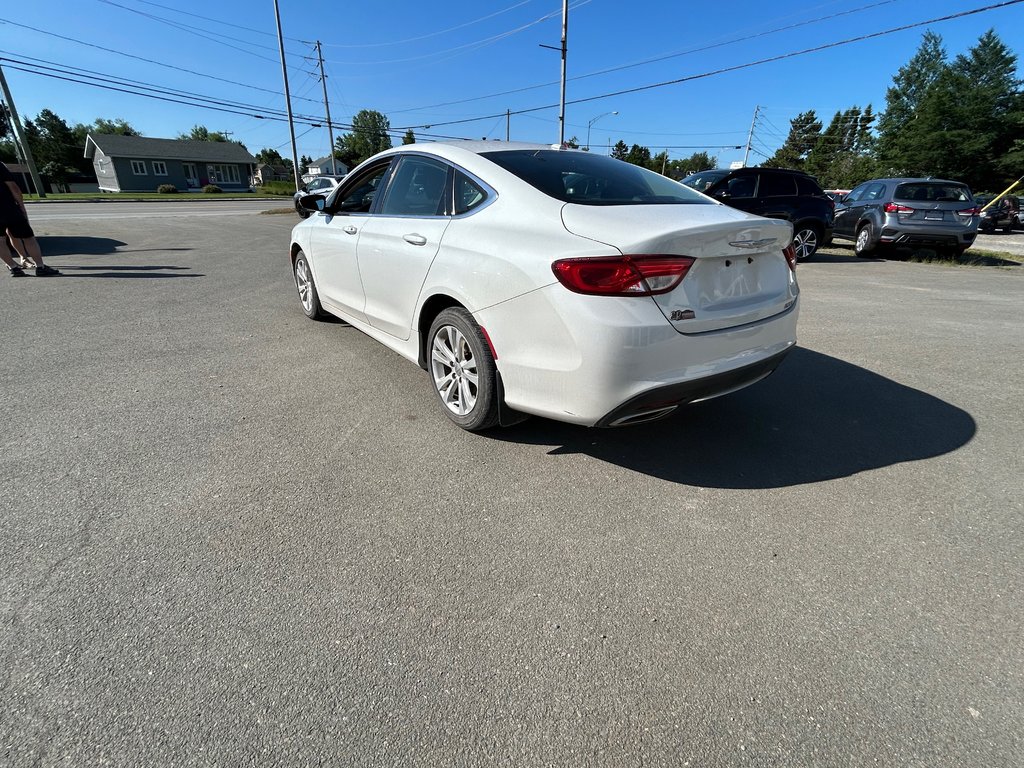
[
  {"xmin": 957, "ymin": 207, "xmax": 979, "ymax": 216},
  {"xmin": 783, "ymin": 244, "xmax": 797, "ymax": 272},
  {"xmin": 884, "ymin": 202, "xmax": 915, "ymax": 214},
  {"xmin": 551, "ymin": 255, "xmax": 695, "ymax": 296}
]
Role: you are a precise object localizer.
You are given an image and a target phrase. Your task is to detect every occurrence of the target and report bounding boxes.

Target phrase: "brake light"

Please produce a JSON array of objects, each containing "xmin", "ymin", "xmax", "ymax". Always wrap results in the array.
[
  {"xmin": 783, "ymin": 244, "xmax": 797, "ymax": 272},
  {"xmin": 958, "ymin": 207, "xmax": 979, "ymax": 215},
  {"xmin": 884, "ymin": 202, "xmax": 915, "ymax": 214},
  {"xmin": 551, "ymin": 255, "xmax": 695, "ymax": 296}
]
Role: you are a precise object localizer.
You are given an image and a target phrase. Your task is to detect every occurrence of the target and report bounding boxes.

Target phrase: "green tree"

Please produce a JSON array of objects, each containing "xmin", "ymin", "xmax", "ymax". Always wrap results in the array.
[
  {"xmin": 256, "ymin": 147, "xmax": 285, "ymax": 164},
  {"xmin": 24, "ymin": 109, "xmax": 82, "ymax": 174},
  {"xmin": 805, "ymin": 106, "xmax": 876, "ymax": 188},
  {"xmin": 179, "ymin": 125, "xmax": 228, "ymax": 142},
  {"xmin": 402, "ymin": 129, "xmax": 416, "ymax": 145},
  {"xmin": 763, "ymin": 110, "xmax": 822, "ymax": 169},
  {"xmin": 876, "ymin": 31, "xmax": 947, "ymax": 174},
  {"xmin": 665, "ymin": 151, "xmax": 718, "ymax": 179},
  {"xmin": 90, "ymin": 118, "xmax": 140, "ymax": 136},
  {"xmin": 610, "ymin": 140, "xmax": 629, "ymax": 161},
  {"xmin": 335, "ymin": 109, "xmax": 392, "ymax": 167},
  {"xmin": 299, "ymin": 154, "xmax": 312, "ymax": 175},
  {"xmin": 624, "ymin": 144, "xmax": 652, "ymax": 168}
]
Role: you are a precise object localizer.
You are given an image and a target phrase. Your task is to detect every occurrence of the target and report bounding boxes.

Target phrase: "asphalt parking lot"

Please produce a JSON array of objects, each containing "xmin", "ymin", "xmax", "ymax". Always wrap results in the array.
[{"xmin": 2, "ymin": 204, "xmax": 1022, "ymax": 766}]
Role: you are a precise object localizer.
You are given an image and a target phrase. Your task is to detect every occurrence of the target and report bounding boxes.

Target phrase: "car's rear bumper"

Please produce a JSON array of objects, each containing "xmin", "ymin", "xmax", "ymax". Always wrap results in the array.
[
  {"xmin": 476, "ymin": 286, "xmax": 799, "ymax": 427},
  {"xmin": 594, "ymin": 347, "xmax": 791, "ymax": 427}
]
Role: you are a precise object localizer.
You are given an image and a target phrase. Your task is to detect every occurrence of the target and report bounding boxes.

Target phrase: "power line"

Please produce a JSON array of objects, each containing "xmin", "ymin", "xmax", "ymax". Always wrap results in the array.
[
  {"xmin": 110, "ymin": 0, "xmax": 306, "ymax": 42},
  {"xmin": 389, "ymin": 0, "xmax": 904, "ymax": 115},
  {"xmin": 396, "ymin": 1, "xmax": 1023, "ymax": 131},
  {"xmin": 318, "ymin": 0, "xmax": 537, "ymax": 49},
  {"xmin": 0, "ymin": 18, "xmax": 321, "ymax": 103}
]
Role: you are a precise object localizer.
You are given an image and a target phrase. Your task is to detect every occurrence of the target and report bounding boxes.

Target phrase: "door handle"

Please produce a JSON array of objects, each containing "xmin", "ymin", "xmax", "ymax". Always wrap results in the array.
[
  {"xmin": 343, "ymin": 225, "xmax": 358, "ymax": 235},
  {"xmin": 403, "ymin": 233, "xmax": 428, "ymax": 246}
]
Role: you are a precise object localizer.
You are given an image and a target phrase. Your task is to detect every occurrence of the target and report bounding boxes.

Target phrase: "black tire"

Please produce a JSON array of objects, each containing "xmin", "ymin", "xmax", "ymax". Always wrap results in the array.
[
  {"xmin": 792, "ymin": 222, "xmax": 822, "ymax": 261},
  {"xmin": 854, "ymin": 223, "xmax": 876, "ymax": 257},
  {"xmin": 293, "ymin": 250, "xmax": 327, "ymax": 321},
  {"xmin": 427, "ymin": 308, "xmax": 499, "ymax": 431},
  {"xmin": 295, "ymin": 199, "xmax": 310, "ymax": 219}
]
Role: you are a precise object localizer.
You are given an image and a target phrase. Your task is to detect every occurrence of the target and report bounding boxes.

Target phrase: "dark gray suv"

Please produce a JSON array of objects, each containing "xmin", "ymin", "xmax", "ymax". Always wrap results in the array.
[{"xmin": 833, "ymin": 178, "xmax": 980, "ymax": 257}]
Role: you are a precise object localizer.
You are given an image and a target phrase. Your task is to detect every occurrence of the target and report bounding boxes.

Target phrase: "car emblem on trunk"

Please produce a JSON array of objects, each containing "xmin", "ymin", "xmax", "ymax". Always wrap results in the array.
[
  {"xmin": 670, "ymin": 309, "xmax": 696, "ymax": 321},
  {"xmin": 729, "ymin": 238, "xmax": 777, "ymax": 249}
]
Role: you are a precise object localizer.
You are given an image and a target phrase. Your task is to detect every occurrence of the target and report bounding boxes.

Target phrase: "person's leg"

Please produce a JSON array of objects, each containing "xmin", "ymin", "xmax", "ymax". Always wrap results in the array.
[
  {"xmin": 9, "ymin": 235, "xmax": 47, "ymax": 266},
  {"xmin": 0, "ymin": 239, "xmax": 23, "ymax": 273}
]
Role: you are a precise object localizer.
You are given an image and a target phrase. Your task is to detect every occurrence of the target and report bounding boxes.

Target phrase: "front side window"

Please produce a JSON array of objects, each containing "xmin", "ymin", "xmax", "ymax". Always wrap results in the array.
[
  {"xmin": 681, "ymin": 170, "xmax": 728, "ymax": 192},
  {"xmin": 483, "ymin": 150, "xmax": 712, "ymax": 206},
  {"xmin": 723, "ymin": 175, "xmax": 756, "ymax": 198},
  {"xmin": 379, "ymin": 156, "xmax": 450, "ymax": 216},
  {"xmin": 131, "ymin": 160, "xmax": 147, "ymax": 175},
  {"xmin": 845, "ymin": 183, "xmax": 869, "ymax": 203},
  {"xmin": 152, "ymin": 161, "xmax": 168, "ymax": 176},
  {"xmin": 332, "ymin": 161, "xmax": 392, "ymax": 214}
]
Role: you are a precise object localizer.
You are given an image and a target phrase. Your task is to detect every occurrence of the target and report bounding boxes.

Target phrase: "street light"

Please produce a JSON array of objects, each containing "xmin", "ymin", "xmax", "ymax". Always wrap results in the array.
[{"xmin": 586, "ymin": 111, "xmax": 618, "ymax": 152}]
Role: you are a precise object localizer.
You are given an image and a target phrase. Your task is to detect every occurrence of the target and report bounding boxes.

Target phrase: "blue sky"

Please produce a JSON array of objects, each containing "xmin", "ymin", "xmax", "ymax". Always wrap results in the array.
[{"xmin": 2, "ymin": 0, "xmax": 1022, "ymax": 168}]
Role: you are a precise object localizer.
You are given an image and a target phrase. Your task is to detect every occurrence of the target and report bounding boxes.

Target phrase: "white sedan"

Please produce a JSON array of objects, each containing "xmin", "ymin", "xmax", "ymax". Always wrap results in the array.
[{"xmin": 289, "ymin": 142, "xmax": 798, "ymax": 430}]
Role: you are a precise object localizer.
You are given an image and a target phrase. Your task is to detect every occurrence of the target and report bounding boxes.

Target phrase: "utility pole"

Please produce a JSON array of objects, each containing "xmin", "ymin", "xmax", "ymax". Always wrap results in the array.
[
  {"xmin": 273, "ymin": 0, "xmax": 300, "ymax": 191},
  {"xmin": 315, "ymin": 41, "xmax": 337, "ymax": 175},
  {"xmin": 558, "ymin": 0, "xmax": 568, "ymax": 146},
  {"xmin": 743, "ymin": 105, "xmax": 760, "ymax": 168},
  {"xmin": 0, "ymin": 65, "xmax": 45, "ymax": 198},
  {"xmin": 506, "ymin": 109, "xmax": 510, "ymax": 142}
]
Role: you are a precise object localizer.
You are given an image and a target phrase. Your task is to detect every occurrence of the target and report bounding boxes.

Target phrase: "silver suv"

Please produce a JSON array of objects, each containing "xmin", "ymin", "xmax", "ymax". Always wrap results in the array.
[{"xmin": 833, "ymin": 178, "xmax": 979, "ymax": 257}]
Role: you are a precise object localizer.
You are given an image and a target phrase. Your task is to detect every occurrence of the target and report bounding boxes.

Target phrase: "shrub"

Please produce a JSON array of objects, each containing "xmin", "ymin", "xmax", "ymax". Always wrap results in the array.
[
  {"xmin": 157, "ymin": 184, "xmax": 178, "ymax": 194},
  {"xmin": 257, "ymin": 180, "xmax": 297, "ymax": 197},
  {"xmin": 203, "ymin": 184, "xmax": 223, "ymax": 194}
]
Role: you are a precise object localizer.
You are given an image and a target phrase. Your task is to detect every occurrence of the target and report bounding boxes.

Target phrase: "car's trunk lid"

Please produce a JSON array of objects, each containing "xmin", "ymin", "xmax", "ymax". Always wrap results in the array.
[{"xmin": 561, "ymin": 203, "xmax": 797, "ymax": 333}]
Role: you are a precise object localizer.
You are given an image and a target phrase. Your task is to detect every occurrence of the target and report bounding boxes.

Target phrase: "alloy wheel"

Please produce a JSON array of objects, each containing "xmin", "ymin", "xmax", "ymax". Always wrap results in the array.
[
  {"xmin": 793, "ymin": 228, "xmax": 818, "ymax": 260},
  {"xmin": 294, "ymin": 257, "xmax": 313, "ymax": 313},
  {"xmin": 431, "ymin": 325, "xmax": 478, "ymax": 416}
]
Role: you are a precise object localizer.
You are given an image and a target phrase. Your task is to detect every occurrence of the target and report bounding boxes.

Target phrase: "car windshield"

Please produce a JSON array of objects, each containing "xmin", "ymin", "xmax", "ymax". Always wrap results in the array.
[
  {"xmin": 680, "ymin": 170, "xmax": 729, "ymax": 193},
  {"xmin": 894, "ymin": 182, "xmax": 972, "ymax": 203},
  {"xmin": 481, "ymin": 150, "xmax": 712, "ymax": 206}
]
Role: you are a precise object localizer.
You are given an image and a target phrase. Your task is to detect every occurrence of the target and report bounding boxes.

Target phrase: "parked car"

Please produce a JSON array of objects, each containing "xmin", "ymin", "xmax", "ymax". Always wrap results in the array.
[
  {"xmin": 681, "ymin": 167, "xmax": 834, "ymax": 261},
  {"xmin": 294, "ymin": 174, "xmax": 345, "ymax": 218},
  {"xmin": 832, "ymin": 178, "xmax": 979, "ymax": 257},
  {"xmin": 290, "ymin": 142, "xmax": 799, "ymax": 431},
  {"xmin": 825, "ymin": 189, "xmax": 850, "ymax": 204},
  {"xmin": 975, "ymin": 194, "xmax": 1019, "ymax": 233}
]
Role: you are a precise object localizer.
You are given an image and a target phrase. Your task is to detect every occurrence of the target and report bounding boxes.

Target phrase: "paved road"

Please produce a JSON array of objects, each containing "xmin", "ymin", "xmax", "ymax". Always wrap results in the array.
[
  {"xmin": 1, "ymin": 210, "xmax": 1022, "ymax": 766},
  {"xmin": 25, "ymin": 199, "xmax": 292, "ymax": 221}
]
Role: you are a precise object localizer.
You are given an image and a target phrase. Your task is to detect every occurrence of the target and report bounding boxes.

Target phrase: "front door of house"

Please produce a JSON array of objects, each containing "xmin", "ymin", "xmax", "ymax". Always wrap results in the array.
[{"xmin": 183, "ymin": 163, "xmax": 199, "ymax": 188}]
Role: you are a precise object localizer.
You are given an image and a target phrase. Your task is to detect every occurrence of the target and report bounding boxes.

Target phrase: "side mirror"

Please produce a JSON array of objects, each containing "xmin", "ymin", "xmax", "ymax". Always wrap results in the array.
[{"xmin": 299, "ymin": 194, "xmax": 326, "ymax": 213}]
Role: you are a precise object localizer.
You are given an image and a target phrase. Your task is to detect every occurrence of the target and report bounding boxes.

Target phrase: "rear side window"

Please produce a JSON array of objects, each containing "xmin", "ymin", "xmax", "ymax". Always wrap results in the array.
[
  {"xmin": 759, "ymin": 173, "xmax": 797, "ymax": 197},
  {"xmin": 796, "ymin": 176, "xmax": 824, "ymax": 196},
  {"xmin": 894, "ymin": 183, "xmax": 971, "ymax": 203},
  {"xmin": 482, "ymin": 150, "xmax": 712, "ymax": 206},
  {"xmin": 454, "ymin": 170, "xmax": 488, "ymax": 214}
]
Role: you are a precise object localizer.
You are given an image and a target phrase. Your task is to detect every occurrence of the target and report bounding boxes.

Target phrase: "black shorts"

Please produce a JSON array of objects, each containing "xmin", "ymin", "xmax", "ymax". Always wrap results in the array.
[{"xmin": 0, "ymin": 208, "xmax": 34, "ymax": 239}]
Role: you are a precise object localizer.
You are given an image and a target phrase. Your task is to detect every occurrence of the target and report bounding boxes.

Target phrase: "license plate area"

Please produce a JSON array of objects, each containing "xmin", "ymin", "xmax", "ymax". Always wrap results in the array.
[{"xmin": 925, "ymin": 212, "xmax": 945, "ymax": 221}]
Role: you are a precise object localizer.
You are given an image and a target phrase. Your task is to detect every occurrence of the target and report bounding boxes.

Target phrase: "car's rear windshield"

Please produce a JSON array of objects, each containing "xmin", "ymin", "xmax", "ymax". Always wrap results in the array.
[
  {"xmin": 480, "ymin": 150, "xmax": 713, "ymax": 206},
  {"xmin": 894, "ymin": 182, "xmax": 972, "ymax": 203},
  {"xmin": 681, "ymin": 170, "xmax": 729, "ymax": 192}
]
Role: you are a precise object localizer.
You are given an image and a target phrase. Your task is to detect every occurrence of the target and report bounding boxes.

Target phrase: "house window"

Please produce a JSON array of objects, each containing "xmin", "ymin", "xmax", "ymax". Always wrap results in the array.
[
  {"xmin": 131, "ymin": 160, "xmax": 147, "ymax": 175},
  {"xmin": 152, "ymin": 161, "xmax": 168, "ymax": 176},
  {"xmin": 207, "ymin": 164, "xmax": 240, "ymax": 184}
]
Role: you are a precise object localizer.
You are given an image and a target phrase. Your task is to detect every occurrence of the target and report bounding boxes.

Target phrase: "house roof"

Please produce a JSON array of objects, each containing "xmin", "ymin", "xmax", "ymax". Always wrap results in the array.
[
  {"xmin": 311, "ymin": 155, "xmax": 345, "ymax": 170},
  {"xmin": 85, "ymin": 134, "xmax": 257, "ymax": 164}
]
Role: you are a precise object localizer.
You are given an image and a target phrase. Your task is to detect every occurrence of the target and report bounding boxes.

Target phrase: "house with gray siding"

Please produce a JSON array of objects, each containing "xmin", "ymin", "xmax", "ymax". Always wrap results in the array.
[{"xmin": 84, "ymin": 134, "xmax": 257, "ymax": 192}]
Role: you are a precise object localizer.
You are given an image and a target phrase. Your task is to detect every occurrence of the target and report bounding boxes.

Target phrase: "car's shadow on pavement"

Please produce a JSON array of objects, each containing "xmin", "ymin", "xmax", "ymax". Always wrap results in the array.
[{"xmin": 492, "ymin": 347, "xmax": 976, "ymax": 489}]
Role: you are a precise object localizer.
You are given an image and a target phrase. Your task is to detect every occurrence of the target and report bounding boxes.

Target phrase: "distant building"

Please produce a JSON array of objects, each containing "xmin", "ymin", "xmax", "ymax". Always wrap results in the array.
[
  {"xmin": 84, "ymin": 134, "xmax": 257, "ymax": 192},
  {"xmin": 253, "ymin": 163, "xmax": 291, "ymax": 185},
  {"xmin": 305, "ymin": 155, "xmax": 347, "ymax": 178}
]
